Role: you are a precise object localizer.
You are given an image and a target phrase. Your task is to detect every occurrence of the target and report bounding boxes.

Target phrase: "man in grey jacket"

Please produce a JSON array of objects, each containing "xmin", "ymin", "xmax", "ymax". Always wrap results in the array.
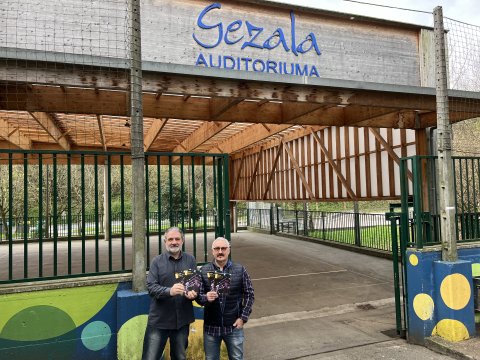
[{"xmin": 142, "ymin": 227, "xmax": 197, "ymax": 360}]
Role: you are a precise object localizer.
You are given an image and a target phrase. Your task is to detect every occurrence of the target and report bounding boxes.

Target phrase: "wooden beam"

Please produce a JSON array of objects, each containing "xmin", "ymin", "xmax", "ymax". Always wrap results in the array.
[
  {"xmin": 246, "ymin": 149, "xmax": 263, "ymax": 200},
  {"xmin": 144, "ymin": 118, "xmax": 168, "ymax": 151},
  {"xmin": 310, "ymin": 128, "xmax": 357, "ymax": 199},
  {"xmin": 282, "ymin": 140, "xmax": 315, "ymax": 199},
  {"xmin": 230, "ymin": 125, "xmax": 327, "ymax": 160},
  {"xmin": 369, "ymin": 128, "xmax": 413, "ymax": 181},
  {"xmin": 174, "ymin": 140, "xmax": 187, "ymax": 152},
  {"xmin": 174, "ymin": 121, "xmax": 231, "ymax": 153},
  {"xmin": 209, "ymin": 98, "xmax": 244, "ymax": 120},
  {"xmin": 211, "ymin": 124, "xmax": 292, "ymax": 155},
  {"xmin": 96, "ymin": 114, "xmax": 107, "ymax": 151},
  {"xmin": 0, "ymin": 118, "xmax": 31, "ymax": 149},
  {"xmin": 30, "ymin": 111, "xmax": 71, "ymax": 150},
  {"xmin": 262, "ymin": 142, "xmax": 283, "ymax": 200},
  {"xmin": 3, "ymin": 83, "xmax": 480, "ymax": 128},
  {"xmin": 350, "ymin": 110, "xmax": 417, "ymax": 128}
]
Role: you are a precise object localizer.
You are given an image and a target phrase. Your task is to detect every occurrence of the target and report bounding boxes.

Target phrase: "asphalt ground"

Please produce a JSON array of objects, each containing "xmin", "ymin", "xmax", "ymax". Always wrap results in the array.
[{"xmin": 228, "ymin": 231, "xmax": 452, "ymax": 360}]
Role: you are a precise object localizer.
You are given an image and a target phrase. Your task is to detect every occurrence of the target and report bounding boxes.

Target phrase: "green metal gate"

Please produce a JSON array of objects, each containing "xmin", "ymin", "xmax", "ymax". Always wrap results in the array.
[{"xmin": 0, "ymin": 149, "xmax": 230, "ymax": 283}]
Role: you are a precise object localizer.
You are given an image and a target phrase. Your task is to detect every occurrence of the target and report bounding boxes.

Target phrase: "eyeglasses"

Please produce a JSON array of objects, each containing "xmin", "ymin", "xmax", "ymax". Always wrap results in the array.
[{"xmin": 212, "ymin": 247, "xmax": 229, "ymax": 252}]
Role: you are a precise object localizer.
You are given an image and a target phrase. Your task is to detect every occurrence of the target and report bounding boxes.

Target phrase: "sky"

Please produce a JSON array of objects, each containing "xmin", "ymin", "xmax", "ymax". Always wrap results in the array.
[{"xmin": 273, "ymin": 0, "xmax": 480, "ymax": 27}]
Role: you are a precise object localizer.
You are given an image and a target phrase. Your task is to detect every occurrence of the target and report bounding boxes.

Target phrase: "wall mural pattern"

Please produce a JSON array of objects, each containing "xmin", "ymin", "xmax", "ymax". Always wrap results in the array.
[
  {"xmin": 0, "ymin": 282, "xmax": 205, "ymax": 359},
  {"xmin": 406, "ymin": 248, "xmax": 480, "ymax": 343}
]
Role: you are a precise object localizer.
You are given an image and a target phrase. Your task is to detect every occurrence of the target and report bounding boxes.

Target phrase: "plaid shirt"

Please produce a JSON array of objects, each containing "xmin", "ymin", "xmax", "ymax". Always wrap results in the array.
[{"xmin": 199, "ymin": 260, "xmax": 255, "ymax": 336}]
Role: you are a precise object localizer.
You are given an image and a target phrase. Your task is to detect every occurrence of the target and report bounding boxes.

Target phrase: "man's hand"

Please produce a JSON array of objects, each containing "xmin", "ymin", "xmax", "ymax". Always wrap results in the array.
[
  {"xmin": 170, "ymin": 283, "xmax": 185, "ymax": 296},
  {"xmin": 185, "ymin": 290, "xmax": 197, "ymax": 300},
  {"xmin": 206, "ymin": 290, "xmax": 218, "ymax": 302},
  {"xmin": 233, "ymin": 318, "xmax": 244, "ymax": 329}
]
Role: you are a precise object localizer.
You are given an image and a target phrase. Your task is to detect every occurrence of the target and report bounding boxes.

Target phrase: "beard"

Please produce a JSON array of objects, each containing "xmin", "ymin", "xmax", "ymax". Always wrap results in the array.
[{"xmin": 166, "ymin": 244, "xmax": 181, "ymax": 254}]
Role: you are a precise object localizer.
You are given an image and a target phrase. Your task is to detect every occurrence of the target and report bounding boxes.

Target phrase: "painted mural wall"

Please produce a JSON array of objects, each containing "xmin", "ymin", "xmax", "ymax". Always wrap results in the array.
[
  {"xmin": 406, "ymin": 247, "xmax": 480, "ymax": 344},
  {"xmin": 0, "ymin": 282, "xmax": 204, "ymax": 359}
]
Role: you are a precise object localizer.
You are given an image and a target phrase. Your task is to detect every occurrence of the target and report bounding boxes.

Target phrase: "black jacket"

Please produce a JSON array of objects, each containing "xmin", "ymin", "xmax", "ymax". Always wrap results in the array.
[{"xmin": 146, "ymin": 252, "xmax": 196, "ymax": 329}]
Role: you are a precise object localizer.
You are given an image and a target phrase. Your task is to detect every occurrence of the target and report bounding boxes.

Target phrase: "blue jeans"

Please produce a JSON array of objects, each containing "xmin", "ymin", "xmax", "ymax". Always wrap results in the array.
[
  {"xmin": 204, "ymin": 328, "xmax": 244, "ymax": 360},
  {"xmin": 142, "ymin": 324, "xmax": 190, "ymax": 360}
]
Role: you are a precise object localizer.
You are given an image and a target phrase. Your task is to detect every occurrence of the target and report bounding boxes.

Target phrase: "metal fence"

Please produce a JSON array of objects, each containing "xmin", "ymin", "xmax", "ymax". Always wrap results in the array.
[
  {"xmin": 0, "ymin": 211, "xmax": 218, "ymax": 241},
  {"xmin": 399, "ymin": 156, "xmax": 480, "ymax": 249},
  {"xmin": 246, "ymin": 207, "xmax": 393, "ymax": 252},
  {"xmin": 0, "ymin": 150, "xmax": 230, "ymax": 283}
]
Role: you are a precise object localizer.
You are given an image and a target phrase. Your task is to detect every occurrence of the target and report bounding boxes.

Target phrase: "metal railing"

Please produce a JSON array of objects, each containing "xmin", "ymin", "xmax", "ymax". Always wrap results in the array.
[
  {"xmin": 0, "ymin": 211, "xmax": 218, "ymax": 241},
  {"xmin": 0, "ymin": 150, "xmax": 230, "ymax": 284},
  {"xmin": 399, "ymin": 156, "xmax": 480, "ymax": 249},
  {"xmin": 246, "ymin": 207, "xmax": 393, "ymax": 252}
]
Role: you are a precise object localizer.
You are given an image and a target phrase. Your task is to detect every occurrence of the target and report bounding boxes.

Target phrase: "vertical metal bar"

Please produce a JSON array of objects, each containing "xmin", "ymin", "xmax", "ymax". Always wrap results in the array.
[
  {"xmin": 295, "ymin": 210, "xmax": 299, "ymax": 235},
  {"xmin": 180, "ymin": 156, "xmax": 185, "ymax": 240},
  {"xmin": 169, "ymin": 156, "xmax": 173, "ymax": 227},
  {"xmin": 53, "ymin": 155, "xmax": 58, "ymax": 276},
  {"xmin": 145, "ymin": 155, "xmax": 150, "ymax": 263},
  {"xmin": 38, "ymin": 154, "xmax": 43, "ymax": 277},
  {"xmin": 322, "ymin": 211, "xmax": 325, "ymax": 239},
  {"xmin": 475, "ymin": 159, "xmax": 480, "ymax": 238},
  {"xmin": 465, "ymin": 159, "xmax": 471, "ymax": 239},
  {"xmin": 108, "ymin": 155, "xmax": 112, "ymax": 272},
  {"xmin": 191, "ymin": 156, "xmax": 197, "ymax": 258},
  {"xmin": 202, "ymin": 157, "xmax": 207, "ymax": 262},
  {"xmin": 223, "ymin": 155, "xmax": 231, "ymax": 241},
  {"xmin": 390, "ymin": 216, "xmax": 404, "ymax": 336},
  {"xmin": 8, "ymin": 153, "xmax": 13, "ymax": 280},
  {"xmin": 94, "ymin": 155, "xmax": 99, "ymax": 272},
  {"xmin": 213, "ymin": 156, "xmax": 218, "ymax": 238},
  {"xmin": 276, "ymin": 205, "xmax": 279, "ymax": 232},
  {"xmin": 130, "ymin": 0, "xmax": 146, "ymax": 292},
  {"xmin": 157, "ymin": 155, "xmax": 161, "ymax": 255},
  {"xmin": 269, "ymin": 205, "xmax": 274, "ymax": 235},
  {"xmin": 120, "ymin": 155, "xmax": 126, "ymax": 269},
  {"xmin": 457, "ymin": 159, "xmax": 465, "ymax": 240},
  {"xmin": 217, "ymin": 157, "xmax": 225, "ymax": 237},
  {"xmin": 470, "ymin": 158, "xmax": 477, "ymax": 239},
  {"xmin": 23, "ymin": 153, "xmax": 28, "ymax": 279},
  {"xmin": 354, "ymin": 201, "xmax": 361, "ymax": 247},
  {"xmin": 81, "ymin": 154, "xmax": 86, "ymax": 273},
  {"xmin": 67, "ymin": 154, "xmax": 72, "ymax": 274},
  {"xmin": 412, "ymin": 157, "xmax": 424, "ymax": 249}
]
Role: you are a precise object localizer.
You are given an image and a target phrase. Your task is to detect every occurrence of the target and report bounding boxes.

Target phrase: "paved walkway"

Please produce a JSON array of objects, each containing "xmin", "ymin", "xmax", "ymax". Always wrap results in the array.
[{"xmin": 229, "ymin": 231, "xmax": 455, "ymax": 359}]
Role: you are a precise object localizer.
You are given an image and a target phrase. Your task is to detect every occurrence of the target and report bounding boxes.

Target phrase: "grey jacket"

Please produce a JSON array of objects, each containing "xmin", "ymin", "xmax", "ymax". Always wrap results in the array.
[{"xmin": 146, "ymin": 251, "xmax": 196, "ymax": 329}]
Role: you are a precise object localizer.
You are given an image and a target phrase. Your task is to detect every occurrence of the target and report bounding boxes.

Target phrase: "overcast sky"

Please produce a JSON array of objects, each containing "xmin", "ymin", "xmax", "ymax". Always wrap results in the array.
[{"xmin": 273, "ymin": 0, "xmax": 480, "ymax": 27}]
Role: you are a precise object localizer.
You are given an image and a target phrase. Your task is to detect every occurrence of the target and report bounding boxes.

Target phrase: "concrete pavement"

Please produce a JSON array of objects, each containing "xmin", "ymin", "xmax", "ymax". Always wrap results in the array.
[{"xmin": 228, "ymin": 231, "xmax": 472, "ymax": 359}]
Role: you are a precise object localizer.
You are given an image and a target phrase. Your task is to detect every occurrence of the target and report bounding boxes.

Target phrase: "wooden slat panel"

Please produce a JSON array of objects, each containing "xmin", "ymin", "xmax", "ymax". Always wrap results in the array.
[{"xmin": 364, "ymin": 128, "xmax": 372, "ymax": 198}]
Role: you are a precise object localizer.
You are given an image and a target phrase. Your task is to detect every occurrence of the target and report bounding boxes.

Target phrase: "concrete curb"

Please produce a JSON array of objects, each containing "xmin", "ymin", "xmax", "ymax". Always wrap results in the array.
[{"xmin": 424, "ymin": 337, "xmax": 476, "ymax": 360}]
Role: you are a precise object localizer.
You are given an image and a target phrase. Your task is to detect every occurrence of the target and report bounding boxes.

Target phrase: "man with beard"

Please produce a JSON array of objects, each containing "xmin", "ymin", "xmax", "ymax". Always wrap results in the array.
[
  {"xmin": 142, "ymin": 227, "xmax": 197, "ymax": 360},
  {"xmin": 198, "ymin": 237, "xmax": 255, "ymax": 360}
]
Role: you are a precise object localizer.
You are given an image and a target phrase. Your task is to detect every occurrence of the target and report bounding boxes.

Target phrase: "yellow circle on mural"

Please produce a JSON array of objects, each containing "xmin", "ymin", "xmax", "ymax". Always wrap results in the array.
[
  {"xmin": 413, "ymin": 293, "xmax": 434, "ymax": 320},
  {"xmin": 409, "ymin": 254, "xmax": 419, "ymax": 266},
  {"xmin": 440, "ymin": 273, "xmax": 471, "ymax": 310},
  {"xmin": 118, "ymin": 315, "xmax": 148, "ymax": 360},
  {"xmin": 432, "ymin": 319, "xmax": 470, "ymax": 342}
]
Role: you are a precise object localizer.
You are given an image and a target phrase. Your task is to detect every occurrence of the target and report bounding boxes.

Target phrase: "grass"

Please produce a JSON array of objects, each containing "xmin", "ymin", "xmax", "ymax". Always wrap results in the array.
[{"xmin": 308, "ymin": 225, "xmax": 395, "ymax": 251}]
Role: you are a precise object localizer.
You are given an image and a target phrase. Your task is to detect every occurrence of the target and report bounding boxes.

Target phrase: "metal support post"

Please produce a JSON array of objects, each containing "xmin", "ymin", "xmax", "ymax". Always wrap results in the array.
[
  {"xmin": 434, "ymin": 7, "xmax": 457, "ymax": 261},
  {"xmin": 130, "ymin": 0, "xmax": 146, "ymax": 292}
]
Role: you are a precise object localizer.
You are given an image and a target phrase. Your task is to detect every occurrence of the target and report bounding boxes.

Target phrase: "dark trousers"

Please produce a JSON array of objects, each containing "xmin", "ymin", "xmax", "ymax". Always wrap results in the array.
[{"xmin": 142, "ymin": 324, "xmax": 190, "ymax": 360}]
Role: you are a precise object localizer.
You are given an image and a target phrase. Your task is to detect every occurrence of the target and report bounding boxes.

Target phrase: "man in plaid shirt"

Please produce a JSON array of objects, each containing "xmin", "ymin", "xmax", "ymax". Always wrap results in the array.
[{"xmin": 198, "ymin": 237, "xmax": 255, "ymax": 360}]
